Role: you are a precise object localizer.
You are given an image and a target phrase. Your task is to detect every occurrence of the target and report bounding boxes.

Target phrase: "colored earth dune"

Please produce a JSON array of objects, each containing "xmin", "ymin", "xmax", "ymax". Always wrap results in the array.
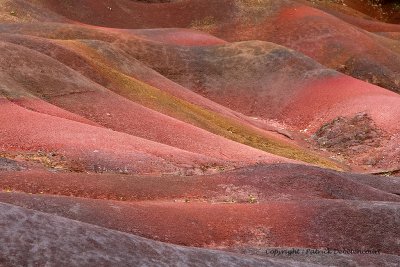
[{"xmin": 0, "ymin": 0, "xmax": 399, "ymax": 266}]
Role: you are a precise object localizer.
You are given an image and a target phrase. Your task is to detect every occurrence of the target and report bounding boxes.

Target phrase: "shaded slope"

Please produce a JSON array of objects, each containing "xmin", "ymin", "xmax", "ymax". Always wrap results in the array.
[
  {"xmin": 0, "ymin": 202, "xmax": 316, "ymax": 267},
  {"xmin": 262, "ymin": 4, "xmax": 400, "ymax": 93},
  {"xmin": 0, "ymin": 71, "xmax": 99, "ymax": 126},
  {"xmin": 0, "ymin": 0, "xmax": 68, "ymax": 23},
  {"xmin": 22, "ymin": 0, "xmax": 400, "ymax": 94},
  {"xmin": 302, "ymin": 0, "xmax": 400, "ymax": 26},
  {"xmin": 127, "ymin": 28, "xmax": 228, "ymax": 46},
  {"xmin": 28, "ymin": 0, "xmax": 236, "ymax": 28},
  {"xmin": 1, "ymin": 192, "xmax": 399, "ymax": 256}
]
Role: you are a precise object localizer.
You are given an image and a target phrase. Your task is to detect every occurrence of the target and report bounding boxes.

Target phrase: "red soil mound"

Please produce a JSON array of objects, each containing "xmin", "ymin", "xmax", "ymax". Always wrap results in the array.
[
  {"xmin": 23, "ymin": 0, "xmax": 400, "ymax": 94},
  {"xmin": 0, "ymin": 26, "xmax": 339, "ymax": 169},
  {"xmin": 0, "ymin": 98, "xmax": 232, "ymax": 175},
  {"xmin": 1, "ymin": 192, "xmax": 399, "ymax": 255},
  {"xmin": 1, "ymin": 164, "xmax": 399, "ymax": 202},
  {"xmin": 69, "ymin": 38, "xmax": 399, "ymax": 170},
  {"xmin": 279, "ymin": 75, "xmax": 400, "ymax": 170},
  {"xmin": 0, "ymin": 39, "xmax": 299, "ymax": 168},
  {"xmin": 0, "ymin": 202, "xmax": 314, "ymax": 267},
  {"xmin": 100, "ymin": 33, "xmax": 400, "ymax": 170},
  {"xmin": 240, "ymin": 3, "xmax": 400, "ymax": 93}
]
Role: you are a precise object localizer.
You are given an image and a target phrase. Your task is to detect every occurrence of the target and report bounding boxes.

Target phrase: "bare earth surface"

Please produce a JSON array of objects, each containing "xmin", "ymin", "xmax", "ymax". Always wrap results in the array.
[{"xmin": 0, "ymin": 0, "xmax": 399, "ymax": 266}]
